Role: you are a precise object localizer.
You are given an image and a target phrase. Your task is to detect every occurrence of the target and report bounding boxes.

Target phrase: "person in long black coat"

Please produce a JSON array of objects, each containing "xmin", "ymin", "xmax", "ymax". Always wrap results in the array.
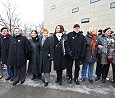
[
  {"xmin": 7, "ymin": 27, "xmax": 32, "ymax": 85},
  {"xmin": 39, "ymin": 28, "xmax": 54, "ymax": 86},
  {"xmin": 0, "ymin": 27, "xmax": 14, "ymax": 81},
  {"xmin": 53, "ymin": 25, "xmax": 68, "ymax": 86},
  {"xmin": 0, "ymin": 33, "xmax": 3, "ymax": 79},
  {"xmin": 28, "ymin": 30, "xmax": 41, "ymax": 80},
  {"xmin": 67, "ymin": 24, "xmax": 86, "ymax": 85}
]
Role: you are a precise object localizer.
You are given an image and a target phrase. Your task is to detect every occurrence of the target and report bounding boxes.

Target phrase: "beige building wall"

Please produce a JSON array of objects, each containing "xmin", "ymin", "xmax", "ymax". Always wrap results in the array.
[{"xmin": 44, "ymin": 0, "xmax": 115, "ymax": 34}]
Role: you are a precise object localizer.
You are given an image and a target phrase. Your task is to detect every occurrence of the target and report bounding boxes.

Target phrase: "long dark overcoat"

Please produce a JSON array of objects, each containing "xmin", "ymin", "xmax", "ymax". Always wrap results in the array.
[
  {"xmin": 28, "ymin": 38, "xmax": 40, "ymax": 76},
  {"xmin": 39, "ymin": 37, "xmax": 54, "ymax": 73},
  {"xmin": 1, "ymin": 35, "xmax": 11, "ymax": 65},
  {"xmin": 7, "ymin": 34, "xmax": 32, "ymax": 66},
  {"xmin": 53, "ymin": 34, "xmax": 68, "ymax": 71}
]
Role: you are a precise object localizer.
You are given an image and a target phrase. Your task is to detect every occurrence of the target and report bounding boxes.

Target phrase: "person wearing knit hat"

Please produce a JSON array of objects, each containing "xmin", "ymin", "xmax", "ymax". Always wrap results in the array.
[
  {"xmin": 66, "ymin": 24, "xmax": 86, "ymax": 85},
  {"xmin": 95, "ymin": 27, "xmax": 114, "ymax": 83}
]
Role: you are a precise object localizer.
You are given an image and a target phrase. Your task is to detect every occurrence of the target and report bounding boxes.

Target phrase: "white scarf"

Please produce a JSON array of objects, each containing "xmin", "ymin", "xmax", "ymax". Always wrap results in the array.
[{"xmin": 56, "ymin": 33, "xmax": 62, "ymax": 41}]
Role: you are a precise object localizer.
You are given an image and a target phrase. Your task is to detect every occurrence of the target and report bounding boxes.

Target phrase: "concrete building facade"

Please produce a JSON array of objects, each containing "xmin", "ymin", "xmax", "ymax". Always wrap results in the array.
[{"xmin": 44, "ymin": 0, "xmax": 115, "ymax": 34}]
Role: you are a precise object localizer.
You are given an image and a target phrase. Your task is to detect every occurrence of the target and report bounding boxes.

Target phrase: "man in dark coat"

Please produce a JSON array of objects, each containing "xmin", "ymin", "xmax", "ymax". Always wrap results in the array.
[
  {"xmin": 67, "ymin": 24, "xmax": 86, "ymax": 85},
  {"xmin": 0, "ymin": 27, "xmax": 14, "ymax": 81},
  {"xmin": 7, "ymin": 27, "xmax": 32, "ymax": 85},
  {"xmin": 39, "ymin": 29, "xmax": 54, "ymax": 86}
]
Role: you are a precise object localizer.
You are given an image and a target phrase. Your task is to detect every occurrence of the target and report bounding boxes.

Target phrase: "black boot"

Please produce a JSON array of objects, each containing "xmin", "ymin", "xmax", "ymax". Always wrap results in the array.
[
  {"xmin": 95, "ymin": 77, "xmax": 100, "ymax": 81},
  {"xmin": 67, "ymin": 78, "xmax": 72, "ymax": 84},
  {"xmin": 74, "ymin": 79, "xmax": 80, "ymax": 85},
  {"xmin": 13, "ymin": 80, "xmax": 19, "ymax": 86},
  {"xmin": 5, "ymin": 77, "xmax": 11, "ymax": 80},
  {"xmin": 31, "ymin": 75, "xmax": 36, "ymax": 80}
]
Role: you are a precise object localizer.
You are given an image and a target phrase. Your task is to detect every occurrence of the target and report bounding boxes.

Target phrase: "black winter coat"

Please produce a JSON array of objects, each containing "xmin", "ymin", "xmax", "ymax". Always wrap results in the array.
[
  {"xmin": 67, "ymin": 31, "xmax": 86, "ymax": 59},
  {"xmin": 7, "ymin": 34, "xmax": 32, "ymax": 66},
  {"xmin": 39, "ymin": 37, "xmax": 54, "ymax": 73},
  {"xmin": 53, "ymin": 34, "xmax": 68, "ymax": 71},
  {"xmin": 1, "ymin": 35, "xmax": 11, "ymax": 65},
  {"xmin": 0, "ymin": 34, "xmax": 1, "ymax": 59},
  {"xmin": 28, "ymin": 37, "xmax": 40, "ymax": 76}
]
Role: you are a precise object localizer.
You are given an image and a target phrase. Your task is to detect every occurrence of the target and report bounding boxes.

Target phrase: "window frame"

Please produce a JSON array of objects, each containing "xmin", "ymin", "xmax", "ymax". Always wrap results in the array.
[
  {"xmin": 81, "ymin": 18, "xmax": 90, "ymax": 23},
  {"xmin": 110, "ymin": 2, "xmax": 115, "ymax": 9},
  {"xmin": 51, "ymin": 5, "xmax": 56, "ymax": 10},
  {"xmin": 72, "ymin": 7, "xmax": 79, "ymax": 13},
  {"xmin": 90, "ymin": 0, "xmax": 100, "ymax": 4}
]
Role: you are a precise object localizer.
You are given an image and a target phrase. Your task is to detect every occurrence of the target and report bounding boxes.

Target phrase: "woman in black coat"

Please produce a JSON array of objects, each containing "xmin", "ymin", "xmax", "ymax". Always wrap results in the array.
[
  {"xmin": 28, "ymin": 30, "xmax": 41, "ymax": 80},
  {"xmin": 53, "ymin": 25, "xmax": 68, "ymax": 85},
  {"xmin": 39, "ymin": 29, "xmax": 54, "ymax": 86},
  {"xmin": 7, "ymin": 27, "xmax": 32, "ymax": 85}
]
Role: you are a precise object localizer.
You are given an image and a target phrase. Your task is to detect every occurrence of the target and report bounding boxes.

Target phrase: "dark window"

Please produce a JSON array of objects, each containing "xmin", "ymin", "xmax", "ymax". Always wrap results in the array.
[
  {"xmin": 90, "ymin": 0, "xmax": 100, "ymax": 4},
  {"xmin": 72, "ymin": 7, "xmax": 79, "ymax": 13},
  {"xmin": 81, "ymin": 18, "xmax": 90, "ymax": 23},
  {"xmin": 51, "ymin": 5, "xmax": 56, "ymax": 10},
  {"xmin": 110, "ymin": 2, "xmax": 115, "ymax": 9}
]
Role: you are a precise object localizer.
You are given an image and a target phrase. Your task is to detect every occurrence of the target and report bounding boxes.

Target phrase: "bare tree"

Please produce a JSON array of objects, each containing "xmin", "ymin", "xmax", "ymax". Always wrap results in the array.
[{"xmin": 0, "ymin": 0, "xmax": 21, "ymax": 33}]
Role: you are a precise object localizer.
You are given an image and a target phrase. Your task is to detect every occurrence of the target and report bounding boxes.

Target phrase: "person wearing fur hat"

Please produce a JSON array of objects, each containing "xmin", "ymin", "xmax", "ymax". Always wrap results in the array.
[{"xmin": 95, "ymin": 27, "xmax": 114, "ymax": 83}]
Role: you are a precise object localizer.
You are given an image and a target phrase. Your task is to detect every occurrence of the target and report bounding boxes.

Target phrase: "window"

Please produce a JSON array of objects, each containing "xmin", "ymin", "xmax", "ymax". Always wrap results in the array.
[
  {"xmin": 72, "ymin": 7, "xmax": 79, "ymax": 13},
  {"xmin": 51, "ymin": 5, "xmax": 56, "ymax": 10},
  {"xmin": 90, "ymin": 0, "xmax": 100, "ymax": 4},
  {"xmin": 110, "ymin": 2, "xmax": 115, "ymax": 9},
  {"xmin": 81, "ymin": 18, "xmax": 90, "ymax": 23}
]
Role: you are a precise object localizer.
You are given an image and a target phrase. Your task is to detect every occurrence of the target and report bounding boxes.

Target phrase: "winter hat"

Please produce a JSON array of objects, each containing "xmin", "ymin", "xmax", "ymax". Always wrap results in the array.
[
  {"xmin": 73, "ymin": 24, "xmax": 80, "ymax": 28},
  {"xmin": 103, "ymin": 27, "xmax": 111, "ymax": 33}
]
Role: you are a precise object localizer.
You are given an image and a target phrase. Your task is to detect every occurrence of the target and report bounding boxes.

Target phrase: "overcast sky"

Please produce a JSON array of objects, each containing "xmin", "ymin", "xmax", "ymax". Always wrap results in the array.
[{"xmin": 0, "ymin": 0, "xmax": 44, "ymax": 25}]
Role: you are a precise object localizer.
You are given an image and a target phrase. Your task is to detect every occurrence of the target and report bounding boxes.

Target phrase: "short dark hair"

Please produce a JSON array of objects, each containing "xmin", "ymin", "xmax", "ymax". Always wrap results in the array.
[
  {"xmin": 73, "ymin": 24, "xmax": 80, "ymax": 28},
  {"xmin": 1, "ymin": 27, "xmax": 9, "ymax": 32}
]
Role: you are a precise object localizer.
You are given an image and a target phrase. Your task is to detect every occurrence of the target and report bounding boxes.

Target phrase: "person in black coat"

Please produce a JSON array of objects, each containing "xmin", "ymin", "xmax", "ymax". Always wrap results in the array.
[
  {"xmin": 0, "ymin": 27, "xmax": 14, "ymax": 81},
  {"xmin": 0, "ymin": 33, "xmax": 3, "ymax": 79},
  {"xmin": 7, "ymin": 27, "xmax": 32, "ymax": 85},
  {"xmin": 39, "ymin": 28, "xmax": 54, "ymax": 86},
  {"xmin": 53, "ymin": 25, "xmax": 68, "ymax": 86},
  {"xmin": 28, "ymin": 30, "xmax": 41, "ymax": 80},
  {"xmin": 67, "ymin": 24, "xmax": 86, "ymax": 85}
]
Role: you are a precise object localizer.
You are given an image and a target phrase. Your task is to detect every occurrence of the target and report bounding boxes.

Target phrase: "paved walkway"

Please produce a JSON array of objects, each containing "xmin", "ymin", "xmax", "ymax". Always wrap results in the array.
[{"xmin": 0, "ymin": 70, "xmax": 115, "ymax": 98}]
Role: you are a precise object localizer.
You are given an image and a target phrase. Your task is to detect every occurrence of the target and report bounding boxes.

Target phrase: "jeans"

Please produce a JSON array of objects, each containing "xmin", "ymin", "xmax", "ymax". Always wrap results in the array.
[
  {"xmin": 7, "ymin": 67, "xmax": 14, "ymax": 77},
  {"xmin": 81, "ymin": 61, "xmax": 95, "ymax": 80}
]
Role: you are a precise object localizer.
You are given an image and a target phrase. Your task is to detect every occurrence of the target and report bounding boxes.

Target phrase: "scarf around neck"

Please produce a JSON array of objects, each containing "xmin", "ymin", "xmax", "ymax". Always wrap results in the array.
[{"xmin": 90, "ymin": 34, "xmax": 97, "ymax": 54}]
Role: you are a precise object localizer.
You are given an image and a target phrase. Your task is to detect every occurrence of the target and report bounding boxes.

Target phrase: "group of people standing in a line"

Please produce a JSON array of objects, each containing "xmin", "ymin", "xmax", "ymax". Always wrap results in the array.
[{"xmin": 0, "ymin": 24, "xmax": 115, "ymax": 88}]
